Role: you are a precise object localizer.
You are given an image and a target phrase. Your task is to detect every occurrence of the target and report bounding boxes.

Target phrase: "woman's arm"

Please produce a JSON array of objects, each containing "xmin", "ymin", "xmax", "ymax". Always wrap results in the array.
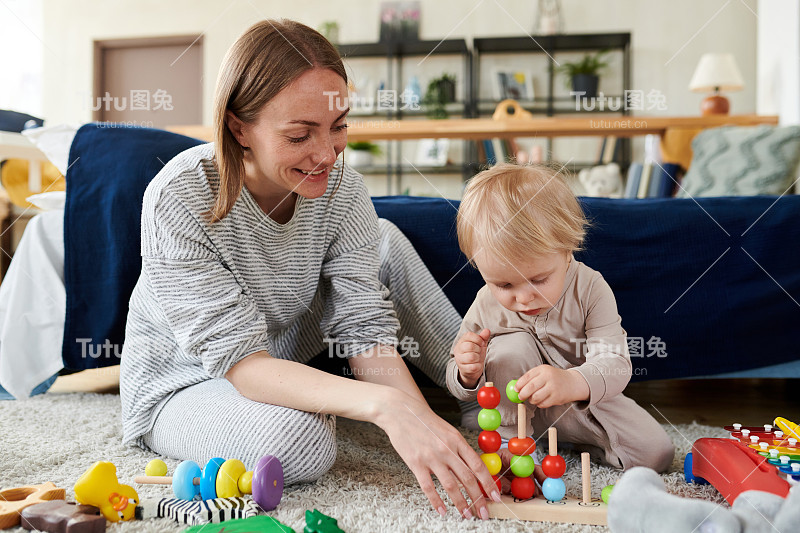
[{"xmin": 226, "ymin": 349, "xmax": 501, "ymax": 520}]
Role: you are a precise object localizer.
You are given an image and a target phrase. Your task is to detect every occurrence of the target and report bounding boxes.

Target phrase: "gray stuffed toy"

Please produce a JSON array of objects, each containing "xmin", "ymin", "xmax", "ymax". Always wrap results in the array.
[{"xmin": 608, "ymin": 467, "xmax": 800, "ymax": 533}]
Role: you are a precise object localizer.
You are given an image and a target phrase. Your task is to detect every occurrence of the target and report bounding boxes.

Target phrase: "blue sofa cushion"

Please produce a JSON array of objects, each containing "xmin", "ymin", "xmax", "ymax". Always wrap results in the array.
[
  {"xmin": 63, "ymin": 125, "xmax": 800, "ymax": 380},
  {"xmin": 63, "ymin": 125, "xmax": 202, "ymax": 368},
  {"xmin": 375, "ymin": 195, "xmax": 800, "ymax": 381}
]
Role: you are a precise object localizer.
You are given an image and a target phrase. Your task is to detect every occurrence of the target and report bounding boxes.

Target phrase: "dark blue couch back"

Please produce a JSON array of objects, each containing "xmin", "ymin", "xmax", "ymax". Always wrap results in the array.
[
  {"xmin": 64, "ymin": 125, "xmax": 800, "ymax": 381},
  {"xmin": 374, "ymin": 194, "xmax": 800, "ymax": 381}
]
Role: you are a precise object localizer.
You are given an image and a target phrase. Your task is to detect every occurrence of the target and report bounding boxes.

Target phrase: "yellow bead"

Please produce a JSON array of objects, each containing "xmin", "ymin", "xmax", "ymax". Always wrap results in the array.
[
  {"xmin": 145, "ymin": 459, "xmax": 168, "ymax": 477},
  {"xmin": 481, "ymin": 452, "xmax": 502, "ymax": 476},
  {"xmin": 238, "ymin": 470, "xmax": 253, "ymax": 494},
  {"xmin": 216, "ymin": 459, "xmax": 247, "ymax": 498}
]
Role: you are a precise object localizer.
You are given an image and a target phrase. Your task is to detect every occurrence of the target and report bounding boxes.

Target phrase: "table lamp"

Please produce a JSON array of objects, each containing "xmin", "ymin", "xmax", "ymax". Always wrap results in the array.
[{"xmin": 688, "ymin": 53, "xmax": 744, "ymax": 116}]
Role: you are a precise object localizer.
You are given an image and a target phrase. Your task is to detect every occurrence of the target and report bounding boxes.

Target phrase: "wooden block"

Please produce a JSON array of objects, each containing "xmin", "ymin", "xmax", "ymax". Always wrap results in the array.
[
  {"xmin": 20, "ymin": 500, "xmax": 106, "ymax": 533},
  {"xmin": 0, "ymin": 482, "xmax": 66, "ymax": 529},
  {"xmin": 487, "ymin": 494, "xmax": 608, "ymax": 526}
]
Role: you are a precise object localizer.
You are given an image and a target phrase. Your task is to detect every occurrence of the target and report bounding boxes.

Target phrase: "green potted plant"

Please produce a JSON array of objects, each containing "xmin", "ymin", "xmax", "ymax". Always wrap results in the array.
[
  {"xmin": 318, "ymin": 21, "xmax": 339, "ymax": 44},
  {"xmin": 423, "ymin": 74, "xmax": 457, "ymax": 119},
  {"xmin": 556, "ymin": 50, "xmax": 609, "ymax": 99},
  {"xmin": 346, "ymin": 141, "xmax": 381, "ymax": 167}
]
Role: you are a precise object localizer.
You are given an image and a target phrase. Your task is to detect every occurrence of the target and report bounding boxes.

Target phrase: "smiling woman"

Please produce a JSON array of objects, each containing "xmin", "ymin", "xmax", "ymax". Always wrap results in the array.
[{"xmin": 119, "ymin": 19, "xmax": 499, "ymax": 522}]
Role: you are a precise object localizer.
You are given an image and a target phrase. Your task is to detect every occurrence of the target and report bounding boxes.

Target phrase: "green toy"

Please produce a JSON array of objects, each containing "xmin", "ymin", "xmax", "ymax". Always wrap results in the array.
[
  {"xmin": 181, "ymin": 509, "xmax": 344, "ymax": 533},
  {"xmin": 304, "ymin": 509, "xmax": 344, "ymax": 533},
  {"xmin": 183, "ymin": 515, "xmax": 294, "ymax": 533}
]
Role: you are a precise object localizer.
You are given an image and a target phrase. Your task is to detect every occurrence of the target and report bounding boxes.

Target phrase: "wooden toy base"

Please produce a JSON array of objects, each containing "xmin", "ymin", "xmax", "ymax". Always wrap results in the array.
[{"xmin": 487, "ymin": 494, "xmax": 608, "ymax": 525}]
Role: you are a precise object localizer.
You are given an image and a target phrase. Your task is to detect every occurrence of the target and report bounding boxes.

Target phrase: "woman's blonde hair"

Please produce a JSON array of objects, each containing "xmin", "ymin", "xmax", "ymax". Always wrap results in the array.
[
  {"xmin": 211, "ymin": 19, "xmax": 347, "ymax": 222},
  {"xmin": 457, "ymin": 163, "xmax": 588, "ymax": 265}
]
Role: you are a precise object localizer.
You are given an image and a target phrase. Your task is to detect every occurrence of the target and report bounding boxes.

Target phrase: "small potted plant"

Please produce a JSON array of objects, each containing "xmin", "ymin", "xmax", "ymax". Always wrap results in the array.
[
  {"xmin": 556, "ymin": 50, "xmax": 609, "ymax": 99},
  {"xmin": 346, "ymin": 141, "xmax": 381, "ymax": 167},
  {"xmin": 318, "ymin": 21, "xmax": 339, "ymax": 44},
  {"xmin": 423, "ymin": 74, "xmax": 457, "ymax": 119}
]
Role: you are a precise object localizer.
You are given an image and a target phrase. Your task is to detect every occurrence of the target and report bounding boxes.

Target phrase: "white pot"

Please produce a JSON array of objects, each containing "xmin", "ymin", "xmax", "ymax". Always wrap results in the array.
[{"xmin": 347, "ymin": 150, "xmax": 374, "ymax": 167}]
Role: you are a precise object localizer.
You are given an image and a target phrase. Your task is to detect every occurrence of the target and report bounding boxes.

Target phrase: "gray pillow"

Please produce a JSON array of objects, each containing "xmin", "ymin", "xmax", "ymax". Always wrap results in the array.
[{"xmin": 678, "ymin": 125, "xmax": 800, "ymax": 197}]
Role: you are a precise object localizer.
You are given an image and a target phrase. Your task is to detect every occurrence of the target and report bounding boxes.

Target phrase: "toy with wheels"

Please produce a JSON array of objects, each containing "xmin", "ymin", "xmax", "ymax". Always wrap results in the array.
[{"xmin": 134, "ymin": 455, "xmax": 283, "ymax": 511}]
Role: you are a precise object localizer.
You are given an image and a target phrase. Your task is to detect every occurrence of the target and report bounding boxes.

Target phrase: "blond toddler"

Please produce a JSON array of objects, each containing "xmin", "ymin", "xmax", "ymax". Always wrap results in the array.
[{"xmin": 447, "ymin": 163, "xmax": 674, "ymax": 474}]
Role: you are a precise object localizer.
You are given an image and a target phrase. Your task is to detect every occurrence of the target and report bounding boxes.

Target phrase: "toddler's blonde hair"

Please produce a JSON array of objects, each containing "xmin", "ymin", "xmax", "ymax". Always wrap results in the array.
[{"xmin": 457, "ymin": 163, "xmax": 587, "ymax": 265}]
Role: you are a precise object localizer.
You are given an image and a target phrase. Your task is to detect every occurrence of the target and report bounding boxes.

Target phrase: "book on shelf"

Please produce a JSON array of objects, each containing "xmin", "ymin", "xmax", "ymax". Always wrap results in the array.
[
  {"xmin": 601, "ymin": 136, "xmax": 618, "ymax": 164},
  {"xmin": 492, "ymin": 138, "xmax": 506, "ymax": 164},
  {"xmin": 624, "ymin": 162, "xmax": 643, "ymax": 198},
  {"xmin": 647, "ymin": 164, "xmax": 665, "ymax": 198},
  {"xmin": 626, "ymin": 161, "xmax": 682, "ymax": 198},
  {"xmin": 482, "ymin": 139, "xmax": 496, "ymax": 165},
  {"xmin": 636, "ymin": 162, "xmax": 652, "ymax": 199}
]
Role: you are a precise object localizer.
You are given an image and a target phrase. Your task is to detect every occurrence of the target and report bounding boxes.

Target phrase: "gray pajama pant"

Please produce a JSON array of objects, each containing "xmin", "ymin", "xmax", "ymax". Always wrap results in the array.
[{"xmin": 142, "ymin": 219, "xmax": 467, "ymax": 484}]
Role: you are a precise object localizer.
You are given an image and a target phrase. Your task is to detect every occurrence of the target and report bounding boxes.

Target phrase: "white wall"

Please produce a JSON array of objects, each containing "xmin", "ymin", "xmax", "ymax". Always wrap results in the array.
[
  {"xmin": 3, "ymin": 0, "xmax": 762, "ymax": 195},
  {"xmin": 34, "ymin": 0, "xmax": 758, "ymax": 124},
  {"xmin": 756, "ymin": 0, "xmax": 800, "ymax": 125},
  {"xmin": 0, "ymin": 0, "xmax": 43, "ymax": 117}
]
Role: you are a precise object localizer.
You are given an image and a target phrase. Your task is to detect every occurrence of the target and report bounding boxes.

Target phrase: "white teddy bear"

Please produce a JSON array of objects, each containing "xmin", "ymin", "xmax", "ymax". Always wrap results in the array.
[{"xmin": 578, "ymin": 163, "xmax": 624, "ymax": 198}]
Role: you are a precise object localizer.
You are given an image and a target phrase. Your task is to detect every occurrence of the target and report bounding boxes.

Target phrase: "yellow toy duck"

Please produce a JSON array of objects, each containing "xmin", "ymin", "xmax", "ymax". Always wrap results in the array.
[{"xmin": 74, "ymin": 462, "xmax": 138, "ymax": 522}]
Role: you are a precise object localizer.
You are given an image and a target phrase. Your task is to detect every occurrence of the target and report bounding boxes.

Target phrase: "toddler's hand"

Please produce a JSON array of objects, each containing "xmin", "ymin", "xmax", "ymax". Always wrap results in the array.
[
  {"xmin": 454, "ymin": 328, "xmax": 491, "ymax": 389},
  {"xmin": 515, "ymin": 366, "xmax": 590, "ymax": 408}
]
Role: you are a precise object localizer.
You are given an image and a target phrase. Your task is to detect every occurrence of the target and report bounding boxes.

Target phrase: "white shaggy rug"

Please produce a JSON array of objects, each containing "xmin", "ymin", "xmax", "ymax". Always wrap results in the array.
[{"xmin": 1, "ymin": 393, "xmax": 730, "ymax": 533}]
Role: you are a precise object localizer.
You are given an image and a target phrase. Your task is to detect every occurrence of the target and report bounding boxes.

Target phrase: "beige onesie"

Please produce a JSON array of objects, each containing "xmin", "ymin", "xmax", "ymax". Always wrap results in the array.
[{"xmin": 447, "ymin": 257, "xmax": 674, "ymax": 472}]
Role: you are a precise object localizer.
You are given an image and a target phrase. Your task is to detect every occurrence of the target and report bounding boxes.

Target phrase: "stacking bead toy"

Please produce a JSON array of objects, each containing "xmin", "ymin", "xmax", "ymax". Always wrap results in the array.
[
  {"xmin": 505, "ymin": 379, "xmax": 536, "ymax": 501},
  {"xmin": 541, "ymin": 427, "xmax": 567, "ymax": 502},
  {"xmin": 477, "ymin": 382, "xmax": 503, "ymax": 494},
  {"xmin": 134, "ymin": 455, "xmax": 283, "ymax": 512}
]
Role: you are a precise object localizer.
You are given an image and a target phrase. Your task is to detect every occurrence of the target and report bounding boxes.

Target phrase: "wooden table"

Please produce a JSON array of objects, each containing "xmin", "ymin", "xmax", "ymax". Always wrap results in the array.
[{"xmin": 169, "ymin": 114, "xmax": 778, "ymax": 142}]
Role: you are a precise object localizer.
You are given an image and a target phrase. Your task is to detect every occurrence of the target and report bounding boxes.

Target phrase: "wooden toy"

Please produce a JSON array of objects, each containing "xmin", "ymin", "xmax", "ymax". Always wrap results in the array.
[
  {"xmin": 475, "ymin": 381, "xmax": 608, "ymax": 525},
  {"xmin": 134, "ymin": 454, "xmax": 283, "ymax": 512},
  {"xmin": 685, "ymin": 417, "xmax": 800, "ymax": 504},
  {"xmin": 504, "ymin": 381, "xmax": 538, "ymax": 500},
  {"xmin": 487, "ymin": 451, "xmax": 608, "ymax": 525},
  {"xmin": 540, "ymin": 427, "xmax": 566, "ymax": 502},
  {"xmin": 20, "ymin": 500, "xmax": 106, "ymax": 533},
  {"xmin": 73, "ymin": 462, "xmax": 138, "ymax": 522},
  {"xmin": 134, "ymin": 496, "xmax": 260, "ymax": 526},
  {"xmin": 0, "ymin": 482, "xmax": 66, "ymax": 529}
]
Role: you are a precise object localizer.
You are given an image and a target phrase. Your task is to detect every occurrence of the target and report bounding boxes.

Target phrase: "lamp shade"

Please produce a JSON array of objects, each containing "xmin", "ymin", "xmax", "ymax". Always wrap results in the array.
[{"xmin": 689, "ymin": 53, "xmax": 744, "ymax": 93}]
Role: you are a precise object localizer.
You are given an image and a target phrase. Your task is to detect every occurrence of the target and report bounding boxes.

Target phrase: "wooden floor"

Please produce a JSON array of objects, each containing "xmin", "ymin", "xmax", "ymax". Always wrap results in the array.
[{"xmin": 49, "ymin": 367, "xmax": 798, "ymax": 430}]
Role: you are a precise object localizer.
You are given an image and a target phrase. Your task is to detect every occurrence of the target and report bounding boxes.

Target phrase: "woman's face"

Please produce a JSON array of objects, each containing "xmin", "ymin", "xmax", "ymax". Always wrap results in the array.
[{"xmin": 231, "ymin": 67, "xmax": 349, "ymax": 202}]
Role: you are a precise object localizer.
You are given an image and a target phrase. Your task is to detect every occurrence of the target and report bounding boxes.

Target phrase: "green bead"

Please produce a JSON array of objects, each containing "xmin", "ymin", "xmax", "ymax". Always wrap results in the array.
[
  {"xmin": 601, "ymin": 484, "xmax": 614, "ymax": 504},
  {"xmin": 510, "ymin": 454, "xmax": 535, "ymax": 477},
  {"xmin": 477, "ymin": 409, "xmax": 501, "ymax": 431},
  {"xmin": 506, "ymin": 380, "xmax": 522, "ymax": 403}
]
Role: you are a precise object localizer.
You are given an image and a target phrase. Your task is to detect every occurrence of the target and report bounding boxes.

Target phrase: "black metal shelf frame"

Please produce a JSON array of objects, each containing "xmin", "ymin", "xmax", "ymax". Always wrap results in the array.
[{"xmin": 337, "ymin": 32, "xmax": 632, "ymax": 193}]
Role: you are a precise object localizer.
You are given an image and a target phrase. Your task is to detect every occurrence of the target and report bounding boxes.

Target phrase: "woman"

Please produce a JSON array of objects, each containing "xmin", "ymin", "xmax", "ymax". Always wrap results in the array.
[{"xmin": 120, "ymin": 19, "xmax": 498, "ymax": 520}]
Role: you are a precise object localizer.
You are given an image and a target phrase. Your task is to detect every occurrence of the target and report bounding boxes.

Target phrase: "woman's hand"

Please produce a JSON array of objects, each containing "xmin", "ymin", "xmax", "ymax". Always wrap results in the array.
[
  {"xmin": 514, "ymin": 366, "xmax": 590, "ymax": 408},
  {"xmin": 375, "ymin": 391, "xmax": 501, "ymax": 520}
]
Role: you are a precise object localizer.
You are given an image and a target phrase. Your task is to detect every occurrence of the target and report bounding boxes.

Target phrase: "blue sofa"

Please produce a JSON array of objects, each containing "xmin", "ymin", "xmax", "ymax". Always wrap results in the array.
[{"xmin": 63, "ymin": 125, "xmax": 800, "ymax": 381}]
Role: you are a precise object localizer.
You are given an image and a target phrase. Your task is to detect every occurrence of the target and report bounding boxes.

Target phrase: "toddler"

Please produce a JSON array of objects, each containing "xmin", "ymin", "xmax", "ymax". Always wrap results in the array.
[{"xmin": 447, "ymin": 163, "xmax": 674, "ymax": 473}]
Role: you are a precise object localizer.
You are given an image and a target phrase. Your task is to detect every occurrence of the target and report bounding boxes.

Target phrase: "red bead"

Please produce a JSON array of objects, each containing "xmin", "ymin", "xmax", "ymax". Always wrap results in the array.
[
  {"xmin": 477, "ymin": 386, "xmax": 501, "ymax": 409},
  {"xmin": 508, "ymin": 437, "xmax": 536, "ymax": 456},
  {"xmin": 480, "ymin": 475, "xmax": 502, "ymax": 498},
  {"xmin": 478, "ymin": 430, "xmax": 502, "ymax": 453},
  {"xmin": 511, "ymin": 476, "xmax": 535, "ymax": 500},
  {"xmin": 542, "ymin": 455, "xmax": 566, "ymax": 478}
]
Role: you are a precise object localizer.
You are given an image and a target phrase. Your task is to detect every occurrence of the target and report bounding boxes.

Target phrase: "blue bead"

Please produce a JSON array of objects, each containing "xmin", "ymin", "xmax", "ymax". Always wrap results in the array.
[
  {"xmin": 172, "ymin": 461, "xmax": 201, "ymax": 500},
  {"xmin": 200, "ymin": 458, "xmax": 225, "ymax": 500},
  {"xmin": 542, "ymin": 477, "xmax": 566, "ymax": 502}
]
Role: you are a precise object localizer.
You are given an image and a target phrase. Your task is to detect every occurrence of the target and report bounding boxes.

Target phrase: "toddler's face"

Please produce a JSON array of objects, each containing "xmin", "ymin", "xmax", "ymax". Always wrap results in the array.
[{"xmin": 474, "ymin": 250, "xmax": 571, "ymax": 316}]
